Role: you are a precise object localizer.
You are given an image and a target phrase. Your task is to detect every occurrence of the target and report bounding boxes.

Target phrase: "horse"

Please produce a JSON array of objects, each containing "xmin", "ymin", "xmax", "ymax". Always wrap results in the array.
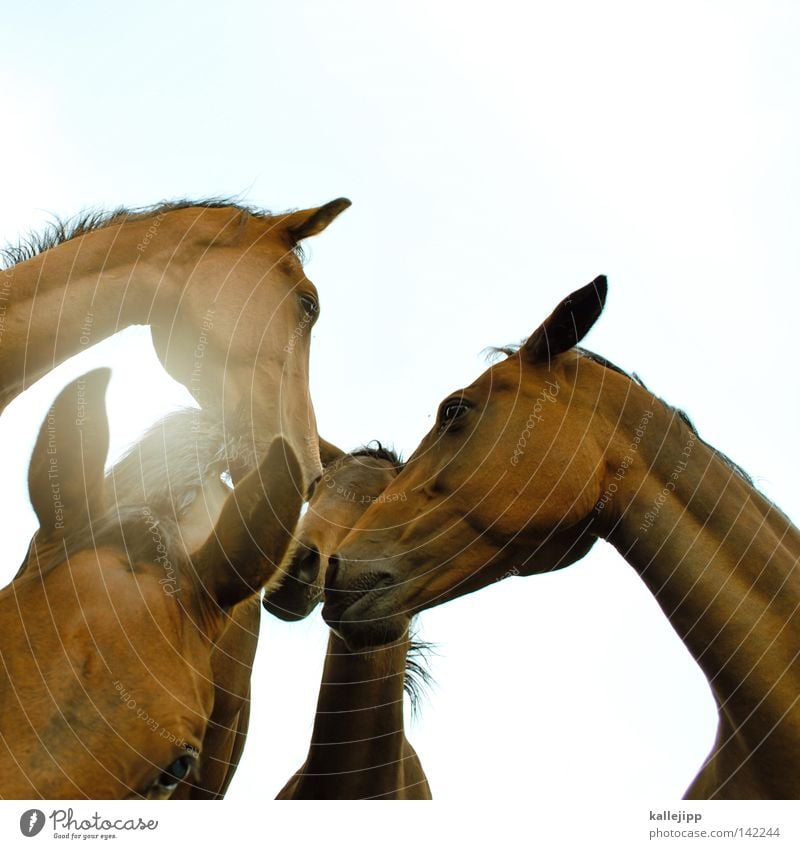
[
  {"xmin": 103, "ymin": 405, "xmax": 258, "ymax": 799},
  {"xmin": 0, "ymin": 369, "xmax": 302, "ymax": 798},
  {"xmin": 0, "ymin": 197, "xmax": 351, "ymax": 484},
  {"xmin": 323, "ymin": 276, "xmax": 800, "ymax": 799},
  {"xmin": 271, "ymin": 446, "xmax": 431, "ymax": 799}
]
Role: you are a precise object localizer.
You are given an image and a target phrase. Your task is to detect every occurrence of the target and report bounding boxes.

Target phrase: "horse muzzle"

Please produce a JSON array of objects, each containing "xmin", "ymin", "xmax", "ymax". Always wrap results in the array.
[
  {"xmin": 321, "ymin": 557, "xmax": 408, "ymax": 650},
  {"xmin": 262, "ymin": 544, "xmax": 323, "ymax": 621}
]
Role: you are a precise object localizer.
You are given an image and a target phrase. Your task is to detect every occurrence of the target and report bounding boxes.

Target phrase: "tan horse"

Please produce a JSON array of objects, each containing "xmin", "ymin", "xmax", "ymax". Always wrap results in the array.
[
  {"xmin": 273, "ymin": 447, "xmax": 431, "ymax": 799},
  {"xmin": 0, "ymin": 197, "xmax": 350, "ymax": 482},
  {"xmin": 103, "ymin": 407, "xmax": 254, "ymax": 799},
  {"xmin": 104, "ymin": 406, "xmax": 318, "ymax": 798},
  {"xmin": 0, "ymin": 370, "xmax": 302, "ymax": 798},
  {"xmin": 324, "ymin": 276, "xmax": 800, "ymax": 799}
]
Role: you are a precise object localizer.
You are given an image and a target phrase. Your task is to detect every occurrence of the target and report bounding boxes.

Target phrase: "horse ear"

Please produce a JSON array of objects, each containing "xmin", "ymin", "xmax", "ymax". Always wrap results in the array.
[
  {"xmin": 319, "ymin": 436, "xmax": 346, "ymax": 467},
  {"xmin": 28, "ymin": 369, "xmax": 111, "ymax": 540},
  {"xmin": 521, "ymin": 275, "xmax": 608, "ymax": 365},
  {"xmin": 283, "ymin": 198, "xmax": 351, "ymax": 242},
  {"xmin": 194, "ymin": 436, "xmax": 304, "ymax": 609}
]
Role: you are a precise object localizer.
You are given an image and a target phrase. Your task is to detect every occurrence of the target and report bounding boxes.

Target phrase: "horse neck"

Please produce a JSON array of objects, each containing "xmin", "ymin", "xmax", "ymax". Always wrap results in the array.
[
  {"xmin": 0, "ymin": 219, "xmax": 171, "ymax": 410},
  {"xmin": 301, "ymin": 631, "xmax": 411, "ymax": 795},
  {"xmin": 603, "ymin": 395, "xmax": 800, "ymax": 775}
]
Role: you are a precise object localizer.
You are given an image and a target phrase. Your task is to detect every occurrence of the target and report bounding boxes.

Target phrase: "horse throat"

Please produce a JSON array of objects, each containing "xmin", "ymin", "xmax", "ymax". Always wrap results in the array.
[{"xmin": 300, "ymin": 633, "xmax": 412, "ymax": 797}]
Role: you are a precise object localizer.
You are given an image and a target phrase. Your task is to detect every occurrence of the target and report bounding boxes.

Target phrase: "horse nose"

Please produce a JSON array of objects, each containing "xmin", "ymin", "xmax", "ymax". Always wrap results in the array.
[
  {"xmin": 294, "ymin": 545, "xmax": 320, "ymax": 585},
  {"xmin": 325, "ymin": 554, "xmax": 342, "ymax": 592}
]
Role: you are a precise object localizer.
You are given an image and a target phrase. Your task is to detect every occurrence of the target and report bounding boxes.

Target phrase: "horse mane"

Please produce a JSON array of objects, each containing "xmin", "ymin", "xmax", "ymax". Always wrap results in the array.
[
  {"xmin": 30, "ymin": 410, "xmax": 237, "ymax": 579},
  {"xmin": 350, "ymin": 441, "xmax": 403, "ymax": 469},
  {"xmin": 37, "ymin": 505, "xmax": 188, "ymax": 581},
  {"xmin": 324, "ymin": 442, "xmax": 404, "ymax": 477},
  {"xmin": 93, "ymin": 406, "xmax": 257, "ymax": 582},
  {"xmin": 0, "ymin": 197, "xmax": 305, "ymax": 270},
  {"xmin": 577, "ymin": 348, "xmax": 753, "ymax": 485},
  {"xmin": 34, "ymin": 406, "xmax": 261, "ymax": 588},
  {"xmin": 488, "ymin": 341, "xmax": 753, "ymax": 485},
  {"xmin": 404, "ymin": 638, "xmax": 435, "ymax": 719},
  {"xmin": 106, "ymin": 407, "xmax": 254, "ymax": 511}
]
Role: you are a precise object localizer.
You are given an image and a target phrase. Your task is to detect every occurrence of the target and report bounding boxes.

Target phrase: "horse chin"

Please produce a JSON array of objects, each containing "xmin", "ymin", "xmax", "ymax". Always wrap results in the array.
[
  {"xmin": 323, "ymin": 592, "xmax": 410, "ymax": 650},
  {"xmin": 334, "ymin": 614, "xmax": 409, "ymax": 652},
  {"xmin": 262, "ymin": 584, "xmax": 321, "ymax": 622}
]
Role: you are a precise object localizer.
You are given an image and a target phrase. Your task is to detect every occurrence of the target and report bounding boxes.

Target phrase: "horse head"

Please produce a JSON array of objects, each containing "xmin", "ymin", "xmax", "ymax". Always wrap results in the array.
[
  {"xmin": 264, "ymin": 444, "xmax": 401, "ymax": 621},
  {"xmin": 0, "ymin": 370, "xmax": 303, "ymax": 798}
]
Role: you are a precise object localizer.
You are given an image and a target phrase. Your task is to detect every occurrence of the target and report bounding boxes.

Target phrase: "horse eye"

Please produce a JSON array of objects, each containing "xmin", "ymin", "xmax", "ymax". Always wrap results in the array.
[
  {"xmin": 306, "ymin": 474, "xmax": 321, "ymax": 502},
  {"xmin": 176, "ymin": 488, "xmax": 198, "ymax": 513},
  {"xmin": 439, "ymin": 399, "xmax": 471, "ymax": 430},
  {"xmin": 299, "ymin": 294, "xmax": 319, "ymax": 317},
  {"xmin": 155, "ymin": 754, "xmax": 195, "ymax": 792}
]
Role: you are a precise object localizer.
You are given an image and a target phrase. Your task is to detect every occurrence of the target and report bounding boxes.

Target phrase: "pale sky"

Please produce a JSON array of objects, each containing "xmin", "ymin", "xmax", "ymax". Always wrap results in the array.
[{"xmin": 1, "ymin": 0, "xmax": 798, "ymax": 829}]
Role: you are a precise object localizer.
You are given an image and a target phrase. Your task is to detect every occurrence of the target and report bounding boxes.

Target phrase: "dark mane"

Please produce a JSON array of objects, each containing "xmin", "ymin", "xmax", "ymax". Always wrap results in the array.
[
  {"xmin": 350, "ymin": 441, "xmax": 403, "ymax": 468},
  {"xmin": 0, "ymin": 197, "xmax": 306, "ymax": 270},
  {"xmin": 404, "ymin": 638, "xmax": 434, "ymax": 719},
  {"xmin": 324, "ymin": 441, "xmax": 404, "ymax": 475},
  {"xmin": 484, "ymin": 343, "xmax": 523, "ymax": 361},
  {"xmin": 576, "ymin": 347, "xmax": 646, "ymax": 384},
  {"xmin": 489, "ymin": 341, "xmax": 753, "ymax": 485}
]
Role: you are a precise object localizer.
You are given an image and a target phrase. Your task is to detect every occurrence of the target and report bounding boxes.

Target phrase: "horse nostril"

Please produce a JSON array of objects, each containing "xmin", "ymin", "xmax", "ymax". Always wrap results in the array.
[
  {"xmin": 325, "ymin": 555, "xmax": 341, "ymax": 591},
  {"xmin": 295, "ymin": 545, "xmax": 320, "ymax": 585}
]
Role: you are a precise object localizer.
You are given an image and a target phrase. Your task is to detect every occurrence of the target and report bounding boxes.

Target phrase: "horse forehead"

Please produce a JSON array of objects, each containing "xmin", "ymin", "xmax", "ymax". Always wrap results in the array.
[
  {"xmin": 0, "ymin": 552, "xmax": 212, "ymax": 716},
  {"xmin": 338, "ymin": 457, "xmax": 396, "ymax": 484},
  {"xmin": 304, "ymin": 461, "xmax": 394, "ymax": 523},
  {"xmin": 36, "ymin": 550, "xmax": 191, "ymax": 636},
  {"xmin": 304, "ymin": 490, "xmax": 362, "ymax": 534},
  {"xmin": 317, "ymin": 461, "xmax": 395, "ymax": 500},
  {"xmin": 470, "ymin": 355, "xmax": 575, "ymax": 405},
  {"xmin": 481, "ymin": 357, "xmax": 532, "ymax": 395}
]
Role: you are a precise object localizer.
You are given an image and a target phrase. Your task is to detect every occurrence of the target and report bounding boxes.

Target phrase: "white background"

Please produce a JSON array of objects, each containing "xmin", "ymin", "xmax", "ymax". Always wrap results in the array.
[{"xmin": 1, "ymin": 0, "xmax": 798, "ymax": 821}]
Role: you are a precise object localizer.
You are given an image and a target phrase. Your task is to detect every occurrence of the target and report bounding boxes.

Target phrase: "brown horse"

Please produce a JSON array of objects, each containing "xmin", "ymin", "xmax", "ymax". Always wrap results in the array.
[
  {"xmin": 0, "ymin": 197, "xmax": 350, "ymax": 482},
  {"xmin": 324, "ymin": 276, "xmax": 800, "ymax": 799},
  {"xmin": 104, "ymin": 406, "xmax": 257, "ymax": 799},
  {"xmin": 272, "ymin": 447, "xmax": 431, "ymax": 799},
  {"xmin": 0, "ymin": 370, "xmax": 302, "ymax": 798}
]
